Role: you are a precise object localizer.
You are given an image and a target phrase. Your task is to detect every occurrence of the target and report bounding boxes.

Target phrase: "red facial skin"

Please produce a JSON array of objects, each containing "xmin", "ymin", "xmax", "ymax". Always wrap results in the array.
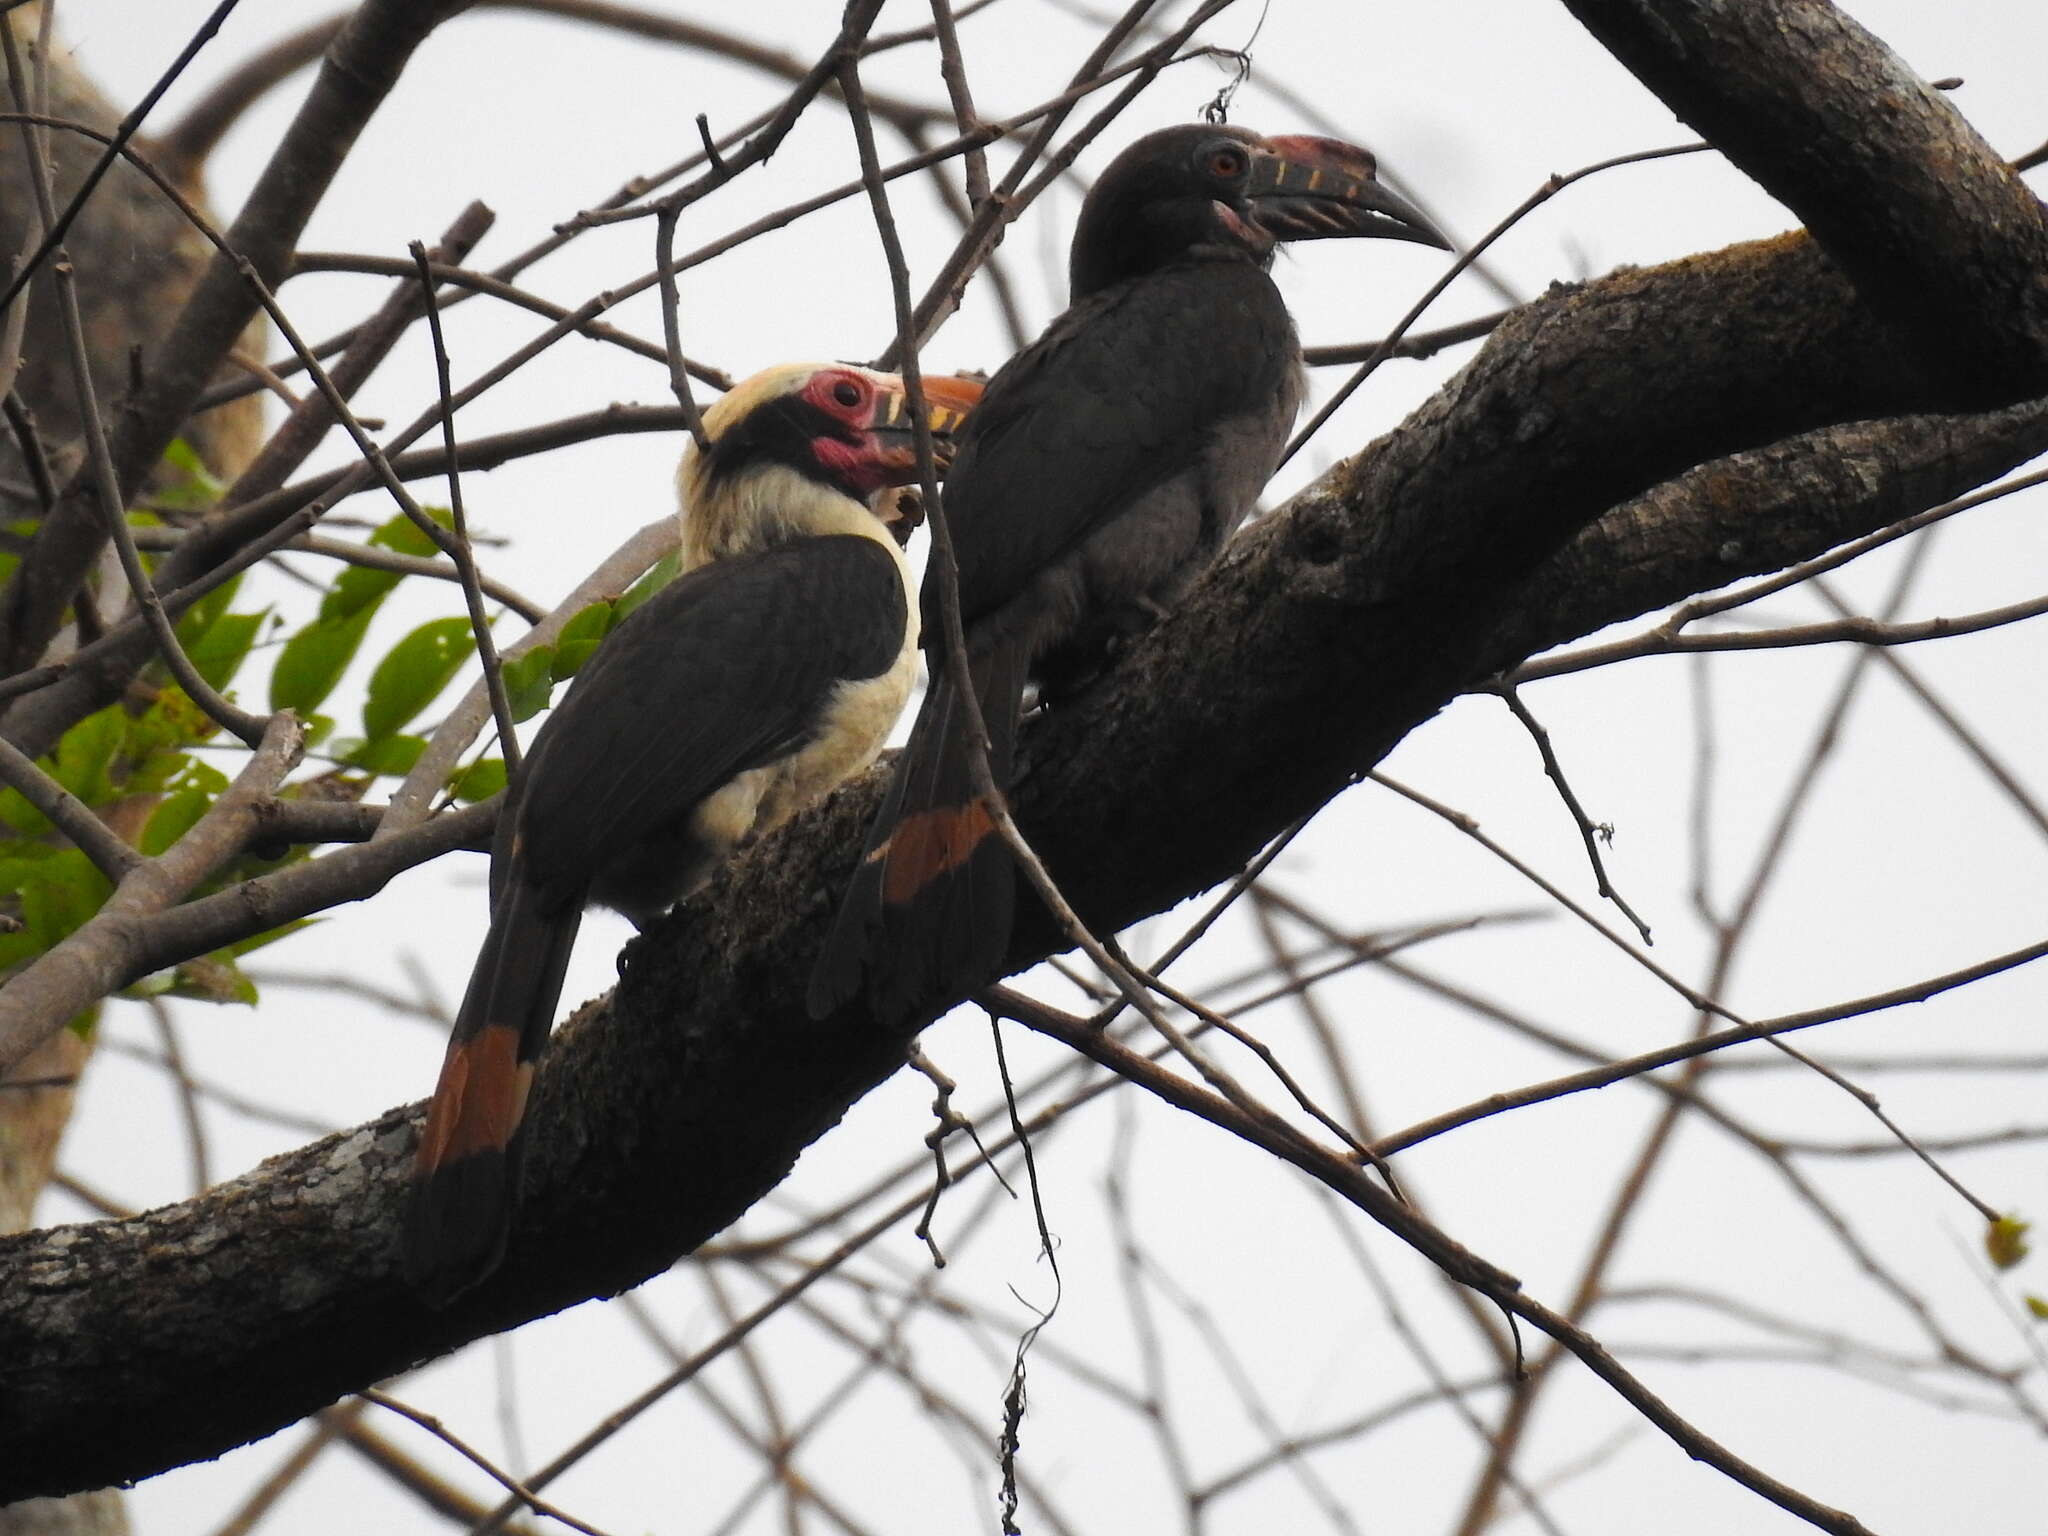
[
  {"xmin": 802, "ymin": 368, "xmax": 984, "ymax": 497},
  {"xmin": 804, "ymin": 369, "xmax": 887, "ymax": 495}
]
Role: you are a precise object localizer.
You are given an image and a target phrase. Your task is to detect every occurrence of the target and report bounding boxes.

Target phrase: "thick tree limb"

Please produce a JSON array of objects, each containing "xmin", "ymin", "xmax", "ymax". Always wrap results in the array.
[
  {"xmin": 1559, "ymin": 0, "xmax": 2048, "ymax": 400},
  {"xmin": 2, "ymin": 218, "xmax": 2046, "ymax": 1496}
]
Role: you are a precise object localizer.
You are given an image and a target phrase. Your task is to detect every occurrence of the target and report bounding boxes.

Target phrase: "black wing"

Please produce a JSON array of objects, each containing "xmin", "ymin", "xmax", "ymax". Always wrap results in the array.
[
  {"xmin": 510, "ymin": 534, "xmax": 906, "ymax": 903},
  {"xmin": 937, "ymin": 259, "xmax": 1296, "ymax": 629}
]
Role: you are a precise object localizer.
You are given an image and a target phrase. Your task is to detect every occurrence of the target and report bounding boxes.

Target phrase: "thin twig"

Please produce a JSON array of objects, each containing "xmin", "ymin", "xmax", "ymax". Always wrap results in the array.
[
  {"xmin": 1282, "ymin": 140, "xmax": 1710, "ymax": 467},
  {"xmin": 989, "ymin": 987, "xmax": 1881, "ymax": 1536},
  {"xmin": 127, "ymin": 524, "xmax": 546, "ymax": 623},
  {"xmin": 410, "ymin": 240, "xmax": 522, "ymax": 778},
  {"xmin": 147, "ymin": 1000, "xmax": 212, "ymax": 1194},
  {"xmin": 1495, "ymin": 679, "xmax": 1654, "ymax": 943},
  {"xmin": 926, "ymin": 0, "xmax": 990, "ymax": 209},
  {"xmin": 0, "ymin": 0, "xmax": 245, "ymax": 318},
  {"xmin": 653, "ymin": 205, "xmax": 711, "ymax": 454},
  {"xmin": 0, "ymin": 42, "xmax": 267, "ymax": 745},
  {"xmin": 357, "ymin": 1389, "xmax": 614, "ymax": 1536}
]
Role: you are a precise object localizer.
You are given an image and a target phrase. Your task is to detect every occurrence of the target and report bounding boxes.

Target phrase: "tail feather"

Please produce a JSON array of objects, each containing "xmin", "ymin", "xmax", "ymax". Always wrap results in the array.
[
  {"xmin": 403, "ymin": 878, "xmax": 580, "ymax": 1306},
  {"xmin": 809, "ymin": 644, "xmax": 1026, "ymax": 1022}
]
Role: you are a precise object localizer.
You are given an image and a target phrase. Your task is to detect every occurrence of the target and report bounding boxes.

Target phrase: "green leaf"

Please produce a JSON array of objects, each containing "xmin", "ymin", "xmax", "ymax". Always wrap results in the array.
[
  {"xmin": 271, "ymin": 603, "xmax": 378, "ymax": 714},
  {"xmin": 449, "ymin": 757, "xmax": 508, "ymax": 803},
  {"xmin": 343, "ymin": 734, "xmax": 427, "ymax": 777},
  {"xmin": 174, "ymin": 758, "xmax": 230, "ymax": 797},
  {"xmin": 166, "ymin": 955, "xmax": 259, "ymax": 1006},
  {"xmin": 155, "ymin": 438, "xmax": 226, "ymax": 513},
  {"xmin": 51, "ymin": 706, "xmax": 125, "ymax": 806},
  {"xmin": 552, "ymin": 602, "xmax": 615, "ymax": 680},
  {"xmin": 320, "ymin": 562, "xmax": 402, "ymax": 625},
  {"xmin": 18, "ymin": 849, "xmax": 112, "ymax": 951},
  {"xmin": 0, "ymin": 780, "xmax": 50, "ymax": 837},
  {"xmin": 174, "ymin": 571, "xmax": 245, "ymax": 652},
  {"xmin": 141, "ymin": 787, "xmax": 211, "ymax": 858},
  {"xmin": 615, "ymin": 553, "xmax": 679, "ymax": 621},
  {"xmin": 2026, "ymin": 1295, "xmax": 2048, "ymax": 1322},
  {"xmin": 185, "ymin": 610, "xmax": 266, "ymax": 692},
  {"xmin": 501, "ymin": 646, "xmax": 555, "ymax": 723},
  {"xmin": 312, "ymin": 508, "xmax": 463, "ymax": 626},
  {"xmin": 370, "ymin": 505, "xmax": 455, "ymax": 560},
  {"xmin": 362, "ymin": 616, "xmax": 472, "ymax": 740},
  {"xmin": 1988, "ymin": 1215, "xmax": 2031, "ymax": 1270},
  {"xmin": 0, "ymin": 850, "xmax": 60, "ymax": 968}
]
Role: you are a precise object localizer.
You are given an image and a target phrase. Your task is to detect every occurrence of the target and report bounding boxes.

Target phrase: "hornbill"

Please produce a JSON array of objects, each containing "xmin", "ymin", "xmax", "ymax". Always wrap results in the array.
[
  {"xmin": 809, "ymin": 123, "xmax": 1449, "ymax": 1023},
  {"xmin": 404, "ymin": 362, "xmax": 982, "ymax": 1304}
]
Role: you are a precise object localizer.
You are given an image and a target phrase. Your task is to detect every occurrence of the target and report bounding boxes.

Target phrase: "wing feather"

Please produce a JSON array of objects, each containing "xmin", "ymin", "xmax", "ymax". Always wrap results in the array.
[
  {"xmin": 938, "ymin": 261, "xmax": 1296, "ymax": 628},
  {"xmin": 512, "ymin": 535, "xmax": 905, "ymax": 900}
]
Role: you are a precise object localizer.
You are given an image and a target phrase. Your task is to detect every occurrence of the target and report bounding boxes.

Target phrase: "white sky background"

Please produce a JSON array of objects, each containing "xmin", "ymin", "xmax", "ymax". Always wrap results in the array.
[{"xmin": 32, "ymin": 1, "xmax": 2048, "ymax": 1532}]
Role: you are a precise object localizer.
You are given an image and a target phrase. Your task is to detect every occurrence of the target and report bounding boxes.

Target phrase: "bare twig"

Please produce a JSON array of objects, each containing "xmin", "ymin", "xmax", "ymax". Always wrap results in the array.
[
  {"xmin": 410, "ymin": 239, "xmax": 522, "ymax": 778},
  {"xmin": 357, "ymin": 1389, "xmax": 614, "ymax": 1536},
  {"xmin": 653, "ymin": 205, "xmax": 711, "ymax": 454},
  {"xmin": 229, "ymin": 202, "xmax": 497, "ymax": 505},
  {"xmin": 0, "ymin": 41, "xmax": 267, "ymax": 746},
  {"xmin": 147, "ymin": 1000, "xmax": 212, "ymax": 1194},
  {"xmin": 1494, "ymin": 679, "xmax": 1654, "ymax": 943},
  {"xmin": 989, "ymin": 987, "xmax": 1881, "ymax": 1536},
  {"xmin": 127, "ymin": 524, "xmax": 546, "ymax": 623},
  {"xmin": 927, "ymin": 0, "xmax": 990, "ymax": 209},
  {"xmin": 1282, "ymin": 140, "xmax": 1709, "ymax": 467},
  {"xmin": 0, "ymin": 0, "xmax": 245, "ymax": 318}
]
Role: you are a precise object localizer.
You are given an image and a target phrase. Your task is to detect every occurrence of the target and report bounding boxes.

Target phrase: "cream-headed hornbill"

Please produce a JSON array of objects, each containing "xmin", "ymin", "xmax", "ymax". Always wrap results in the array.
[
  {"xmin": 810, "ymin": 123, "xmax": 1448, "ymax": 1023},
  {"xmin": 404, "ymin": 362, "xmax": 982, "ymax": 1305}
]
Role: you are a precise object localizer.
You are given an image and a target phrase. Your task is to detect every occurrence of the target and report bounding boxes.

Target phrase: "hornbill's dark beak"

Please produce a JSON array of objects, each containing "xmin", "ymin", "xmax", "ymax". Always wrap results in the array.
[
  {"xmin": 1247, "ymin": 135, "xmax": 1452, "ymax": 250},
  {"xmin": 863, "ymin": 372, "xmax": 985, "ymax": 544}
]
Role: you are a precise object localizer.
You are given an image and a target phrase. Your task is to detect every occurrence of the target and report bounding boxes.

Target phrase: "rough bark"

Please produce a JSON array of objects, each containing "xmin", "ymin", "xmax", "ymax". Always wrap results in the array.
[
  {"xmin": 1, "ymin": 221, "xmax": 2046, "ymax": 1498},
  {"xmin": 1558, "ymin": 0, "xmax": 2048, "ymax": 400}
]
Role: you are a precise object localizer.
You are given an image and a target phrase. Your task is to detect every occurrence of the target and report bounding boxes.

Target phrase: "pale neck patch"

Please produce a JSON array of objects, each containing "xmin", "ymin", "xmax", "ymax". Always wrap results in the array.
[{"xmin": 676, "ymin": 459, "xmax": 903, "ymax": 573}]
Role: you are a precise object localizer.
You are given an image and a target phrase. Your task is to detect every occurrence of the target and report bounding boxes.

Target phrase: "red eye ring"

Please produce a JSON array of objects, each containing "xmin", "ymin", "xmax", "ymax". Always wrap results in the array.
[
  {"xmin": 832, "ymin": 378, "xmax": 864, "ymax": 408},
  {"xmin": 1208, "ymin": 146, "xmax": 1248, "ymax": 179}
]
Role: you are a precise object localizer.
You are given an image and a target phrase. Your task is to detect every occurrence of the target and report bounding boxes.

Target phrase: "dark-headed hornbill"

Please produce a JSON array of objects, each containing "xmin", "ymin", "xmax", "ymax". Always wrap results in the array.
[
  {"xmin": 810, "ymin": 123, "xmax": 1448, "ymax": 1023},
  {"xmin": 404, "ymin": 362, "xmax": 982, "ymax": 1304}
]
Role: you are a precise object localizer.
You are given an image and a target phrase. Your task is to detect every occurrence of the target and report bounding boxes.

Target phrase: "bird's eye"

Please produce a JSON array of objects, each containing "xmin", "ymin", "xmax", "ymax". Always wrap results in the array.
[
  {"xmin": 1206, "ymin": 145, "xmax": 1249, "ymax": 180},
  {"xmin": 832, "ymin": 378, "xmax": 864, "ymax": 408}
]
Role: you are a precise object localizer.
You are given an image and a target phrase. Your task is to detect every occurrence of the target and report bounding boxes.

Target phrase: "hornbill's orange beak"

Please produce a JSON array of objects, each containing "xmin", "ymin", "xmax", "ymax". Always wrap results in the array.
[
  {"xmin": 1247, "ymin": 135, "xmax": 1452, "ymax": 249},
  {"xmin": 862, "ymin": 372, "xmax": 985, "ymax": 544}
]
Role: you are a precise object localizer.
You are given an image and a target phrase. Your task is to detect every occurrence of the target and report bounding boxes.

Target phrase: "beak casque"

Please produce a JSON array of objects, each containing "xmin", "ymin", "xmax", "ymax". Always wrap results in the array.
[
  {"xmin": 865, "ymin": 372, "xmax": 985, "ymax": 544},
  {"xmin": 1248, "ymin": 135, "xmax": 1453, "ymax": 250},
  {"xmin": 864, "ymin": 371, "xmax": 986, "ymax": 475}
]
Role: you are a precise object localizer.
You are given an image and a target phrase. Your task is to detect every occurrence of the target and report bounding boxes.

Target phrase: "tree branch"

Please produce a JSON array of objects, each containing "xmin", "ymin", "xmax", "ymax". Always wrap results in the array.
[
  {"xmin": 2, "ymin": 209, "xmax": 2046, "ymax": 1495},
  {"xmin": 0, "ymin": 0, "xmax": 471, "ymax": 674},
  {"xmin": 1559, "ymin": 0, "xmax": 2048, "ymax": 400}
]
